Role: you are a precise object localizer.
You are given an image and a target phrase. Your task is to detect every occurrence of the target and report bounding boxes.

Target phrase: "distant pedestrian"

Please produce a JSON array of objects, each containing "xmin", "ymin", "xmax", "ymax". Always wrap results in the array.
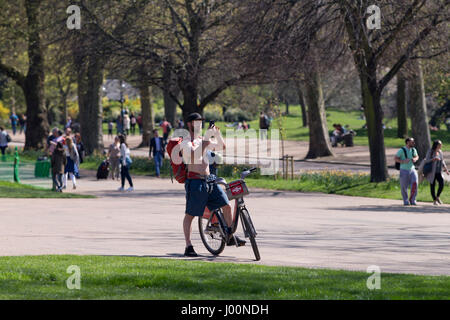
[
  {"xmin": 19, "ymin": 114, "xmax": 26, "ymax": 134},
  {"xmin": 108, "ymin": 136, "xmax": 121, "ymax": 180},
  {"xmin": 424, "ymin": 140, "xmax": 449, "ymax": 205},
  {"xmin": 48, "ymin": 128, "xmax": 64, "ymax": 155},
  {"xmin": 123, "ymin": 114, "xmax": 131, "ymax": 136},
  {"xmin": 9, "ymin": 113, "xmax": 19, "ymax": 135},
  {"xmin": 63, "ymin": 137, "xmax": 79, "ymax": 190},
  {"xmin": 149, "ymin": 129, "xmax": 165, "ymax": 178},
  {"xmin": 51, "ymin": 142, "xmax": 67, "ymax": 192},
  {"xmin": 259, "ymin": 112, "xmax": 270, "ymax": 140},
  {"xmin": 160, "ymin": 118, "xmax": 172, "ymax": 144},
  {"xmin": 137, "ymin": 114, "xmax": 143, "ymax": 134},
  {"xmin": 118, "ymin": 134, "xmax": 134, "ymax": 192},
  {"xmin": 75, "ymin": 133, "xmax": 85, "ymax": 164},
  {"xmin": 108, "ymin": 120, "xmax": 114, "ymax": 138},
  {"xmin": 395, "ymin": 138, "xmax": 419, "ymax": 205},
  {"xmin": 65, "ymin": 116, "xmax": 72, "ymax": 130},
  {"xmin": 116, "ymin": 115, "xmax": 123, "ymax": 135},
  {"xmin": 130, "ymin": 112, "xmax": 137, "ymax": 135},
  {"xmin": 0, "ymin": 127, "xmax": 11, "ymax": 155},
  {"xmin": 242, "ymin": 120, "xmax": 249, "ymax": 131}
]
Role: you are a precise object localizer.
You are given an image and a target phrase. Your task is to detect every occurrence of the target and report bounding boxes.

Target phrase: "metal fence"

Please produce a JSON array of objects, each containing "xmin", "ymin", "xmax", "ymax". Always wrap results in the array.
[{"xmin": 0, "ymin": 155, "xmax": 52, "ymax": 188}]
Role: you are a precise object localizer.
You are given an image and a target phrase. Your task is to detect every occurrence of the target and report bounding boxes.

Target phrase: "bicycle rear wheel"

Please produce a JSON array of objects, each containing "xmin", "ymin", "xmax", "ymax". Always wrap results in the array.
[
  {"xmin": 240, "ymin": 208, "xmax": 260, "ymax": 261},
  {"xmin": 198, "ymin": 210, "xmax": 226, "ymax": 256}
]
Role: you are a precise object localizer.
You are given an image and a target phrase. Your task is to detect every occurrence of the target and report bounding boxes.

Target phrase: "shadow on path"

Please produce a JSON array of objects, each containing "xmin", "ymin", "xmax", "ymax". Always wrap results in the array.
[{"xmin": 328, "ymin": 204, "xmax": 450, "ymax": 214}]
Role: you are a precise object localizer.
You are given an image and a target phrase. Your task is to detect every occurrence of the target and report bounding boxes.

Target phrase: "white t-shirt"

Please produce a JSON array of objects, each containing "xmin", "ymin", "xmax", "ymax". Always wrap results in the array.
[
  {"xmin": 0, "ymin": 131, "xmax": 8, "ymax": 147},
  {"xmin": 120, "ymin": 143, "xmax": 130, "ymax": 165}
]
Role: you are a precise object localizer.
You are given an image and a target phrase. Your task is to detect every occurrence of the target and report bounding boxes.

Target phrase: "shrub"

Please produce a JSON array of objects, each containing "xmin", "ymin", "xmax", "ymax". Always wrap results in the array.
[
  {"xmin": 203, "ymin": 110, "xmax": 224, "ymax": 122},
  {"xmin": 223, "ymin": 108, "xmax": 254, "ymax": 122}
]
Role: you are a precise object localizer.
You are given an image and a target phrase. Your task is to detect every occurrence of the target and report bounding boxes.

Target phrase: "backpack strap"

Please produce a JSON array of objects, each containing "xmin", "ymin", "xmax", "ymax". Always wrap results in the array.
[{"xmin": 402, "ymin": 147, "xmax": 408, "ymax": 159}]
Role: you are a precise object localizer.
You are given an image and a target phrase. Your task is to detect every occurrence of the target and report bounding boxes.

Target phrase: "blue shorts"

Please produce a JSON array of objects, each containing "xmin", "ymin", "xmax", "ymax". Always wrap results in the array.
[{"xmin": 185, "ymin": 179, "xmax": 229, "ymax": 217}]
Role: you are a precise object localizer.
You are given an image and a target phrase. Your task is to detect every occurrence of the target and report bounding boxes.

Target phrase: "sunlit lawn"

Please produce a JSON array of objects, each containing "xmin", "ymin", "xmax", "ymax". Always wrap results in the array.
[{"xmin": 0, "ymin": 255, "xmax": 448, "ymax": 300}]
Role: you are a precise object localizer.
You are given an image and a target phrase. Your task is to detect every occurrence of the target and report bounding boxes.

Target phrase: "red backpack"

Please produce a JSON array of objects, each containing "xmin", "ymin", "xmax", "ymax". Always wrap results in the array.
[{"xmin": 166, "ymin": 137, "xmax": 187, "ymax": 183}]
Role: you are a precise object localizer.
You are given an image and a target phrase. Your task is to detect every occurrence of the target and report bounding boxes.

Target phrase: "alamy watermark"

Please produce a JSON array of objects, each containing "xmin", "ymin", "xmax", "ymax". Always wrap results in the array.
[
  {"xmin": 366, "ymin": 5, "xmax": 381, "ymax": 30},
  {"xmin": 366, "ymin": 265, "xmax": 381, "ymax": 290},
  {"xmin": 66, "ymin": 5, "xmax": 81, "ymax": 30},
  {"xmin": 66, "ymin": 265, "xmax": 81, "ymax": 290},
  {"xmin": 66, "ymin": 4, "xmax": 381, "ymax": 31},
  {"xmin": 169, "ymin": 127, "xmax": 280, "ymax": 176}
]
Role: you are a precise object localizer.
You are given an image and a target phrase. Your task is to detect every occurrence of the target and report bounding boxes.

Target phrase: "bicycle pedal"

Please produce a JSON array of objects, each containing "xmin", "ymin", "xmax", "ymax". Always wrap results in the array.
[{"xmin": 233, "ymin": 235, "xmax": 239, "ymax": 248}]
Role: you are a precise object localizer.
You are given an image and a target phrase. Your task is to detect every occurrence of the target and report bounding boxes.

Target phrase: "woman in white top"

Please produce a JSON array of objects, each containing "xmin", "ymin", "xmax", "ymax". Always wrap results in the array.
[
  {"xmin": 118, "ymin": 134, "xmax": 134, "ymax": 191},
  {"xmin": 63, "ymin": 137, "xmax": 80, "ymax": 189},
  {"xmin": 123, "ymin": 114, "xmax": 131, "ymax": 136},
  {"xmin": 0, "ymin": 127, "xmax": 9, "ymax": 155}
]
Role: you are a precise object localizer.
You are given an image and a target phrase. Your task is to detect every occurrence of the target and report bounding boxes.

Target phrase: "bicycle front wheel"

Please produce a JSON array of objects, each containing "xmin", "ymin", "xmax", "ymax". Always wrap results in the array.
[
  {"xmin": 198, "ymin": 211, "xmax": 226, "ymax": 256},
  {"xmin": 240, "ymin": 208, "xmax": 260, "ymax": 261}
]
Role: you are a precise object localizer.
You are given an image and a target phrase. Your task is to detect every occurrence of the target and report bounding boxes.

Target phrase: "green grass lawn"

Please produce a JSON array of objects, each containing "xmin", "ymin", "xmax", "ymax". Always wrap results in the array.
[
  {"xmin": 212, "ymin": 107, "xmax": 450, "ymax": 151},
  {"xmin": 0, "ymin": 181, "xmax": 95, "ymax": 198},
  {"xmin": 0, "ymin": 255, "xmax": 448, "ymax": 299},
  {"xmin": 245, "ymin": 171, "xmax": 450, "ymax": 204}
]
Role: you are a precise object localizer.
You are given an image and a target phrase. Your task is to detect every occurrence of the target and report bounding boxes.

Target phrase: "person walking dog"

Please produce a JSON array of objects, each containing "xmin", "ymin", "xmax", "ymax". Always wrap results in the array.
[
  {"xmin": 423, "ymin": 140, "xmax": 449, "ymax": 205},
  {"xmin": 395, "ymin": 138, "xmax": 419, "ymax": 206}
]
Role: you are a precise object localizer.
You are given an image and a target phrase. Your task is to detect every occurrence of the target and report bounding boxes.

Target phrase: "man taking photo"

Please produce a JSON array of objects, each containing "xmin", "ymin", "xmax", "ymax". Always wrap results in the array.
[{"xmin": 181, "ymin": 113, "xmax": 245, "ymax": 257}]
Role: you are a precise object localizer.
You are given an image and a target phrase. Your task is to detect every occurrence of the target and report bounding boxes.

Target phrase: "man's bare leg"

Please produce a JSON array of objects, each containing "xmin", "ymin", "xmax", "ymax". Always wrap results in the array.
[
  {"xmin": 183, "ymin": 214, "xmax": 195, "ymax": 247},
  {"xmin": 222, "ymin": 204, "xmax": 233, "ymax": 227}
]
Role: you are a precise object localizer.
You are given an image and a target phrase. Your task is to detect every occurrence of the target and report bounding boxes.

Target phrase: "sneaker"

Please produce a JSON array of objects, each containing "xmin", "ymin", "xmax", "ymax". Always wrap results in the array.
[
  {"xmin": 433, "ymin": 200, "xmax": 439, "ymax": 206},
  {"xmin": 126, "ymin": 187, "xmax": 134, "ymax": 192},
  {"xmin": 437, "ymin": 198, "xmax": 443, "ymax": 205},
  {"xmin": 73, "ymin": 185, "xmax": 76, "ymax": 190},
  {"xmin": 184, "ymin": 245, "xmax": 198, "ymax": 257},
  {"xmin": 117, "ymin": 187, "xmax": 125, "ymax": 192},
  {"xmin": 227, "ymin": 236, "xmax": 246, "ymax": 247},
  {"xmin": 410, "ymin": 202, "xmax": 417, "ymax": 206}
]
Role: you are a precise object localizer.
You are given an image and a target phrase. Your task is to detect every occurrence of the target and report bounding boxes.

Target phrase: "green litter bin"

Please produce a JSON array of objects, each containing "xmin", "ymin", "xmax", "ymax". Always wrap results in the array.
[{"xmin": 35, "ymin": 157, "xmax": 51, "ymax": 178}]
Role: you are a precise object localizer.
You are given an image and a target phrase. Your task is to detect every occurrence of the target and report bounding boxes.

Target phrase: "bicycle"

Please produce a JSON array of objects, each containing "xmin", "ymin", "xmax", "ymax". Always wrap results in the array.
[{"xmin": 198, "ymin": 167, "xmax": 260, "ymax": 261}]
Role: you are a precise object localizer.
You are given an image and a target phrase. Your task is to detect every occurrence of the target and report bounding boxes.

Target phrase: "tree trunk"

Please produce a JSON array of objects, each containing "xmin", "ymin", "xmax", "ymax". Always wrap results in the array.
[
  {"xmin": 163, "ymin": 62, "xmax": 179, "ymax": 127},
  {"xmin": 77, "ymin": 56, "xmax": 104, "ymax": 155},
  {"xmin": 295, "ymin": 80, "xmax": 308, "ymax": 127},
  {"xmin": 181, "ymin": 85, "xmax": 201, "ymax": 125},
  {"xmin": 24, "ymin": 0, "xmax": 49, "ymax": 150},
  {"xmin": 360, "ymin": 73, "xmax": 388, "ymax": 182},
  {"xmin": 396, "ymin": 72, "xmax": 408, "ymax": 138},
  {"xmin": 304, "ymin": 68, "xmax": 333, "ymax": 159},
  {"xmin": 139, "ymin": 84, "xmax": 155, "ymax": 147},
  {"xmin": 408, "ymin": 61, "xmax": 431, "ymax": 160},
  {"xmin": 285, "ymin": 101, "xmax": 289, "ymax": 115},
  {"xmin": 62, "ymin": 97, "xmax": 68, "ymax": 126}
]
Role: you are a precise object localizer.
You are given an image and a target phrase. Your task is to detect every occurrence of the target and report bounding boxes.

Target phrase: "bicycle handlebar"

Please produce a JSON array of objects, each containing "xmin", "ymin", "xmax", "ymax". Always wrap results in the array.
[{"xmin": 240, "ymin": 167, "xmax": 258, "ymax": 180}]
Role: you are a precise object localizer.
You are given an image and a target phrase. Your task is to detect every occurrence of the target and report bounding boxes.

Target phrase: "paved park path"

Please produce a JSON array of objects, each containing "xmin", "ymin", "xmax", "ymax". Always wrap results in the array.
[{"xmin": 1, "ymin": 173, "xmax": 449, "ymax": 276}]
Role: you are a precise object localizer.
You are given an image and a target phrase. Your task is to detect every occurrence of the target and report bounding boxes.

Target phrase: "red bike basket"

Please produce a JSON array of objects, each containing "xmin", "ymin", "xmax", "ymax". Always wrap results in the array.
[{"xmin": 226, "ymin": 180, "xmax": 249, "ymax": 200}]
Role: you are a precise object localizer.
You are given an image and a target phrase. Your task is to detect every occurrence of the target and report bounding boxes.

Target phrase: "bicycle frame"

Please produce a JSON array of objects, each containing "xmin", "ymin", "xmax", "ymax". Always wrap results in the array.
[
  {"xmin": 199, "ymin": 167, "xmax": 260, "ymax": 260},
  {"xmin": 204, "ymin": 195, "xmax": 253, "ymax": 241}
]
